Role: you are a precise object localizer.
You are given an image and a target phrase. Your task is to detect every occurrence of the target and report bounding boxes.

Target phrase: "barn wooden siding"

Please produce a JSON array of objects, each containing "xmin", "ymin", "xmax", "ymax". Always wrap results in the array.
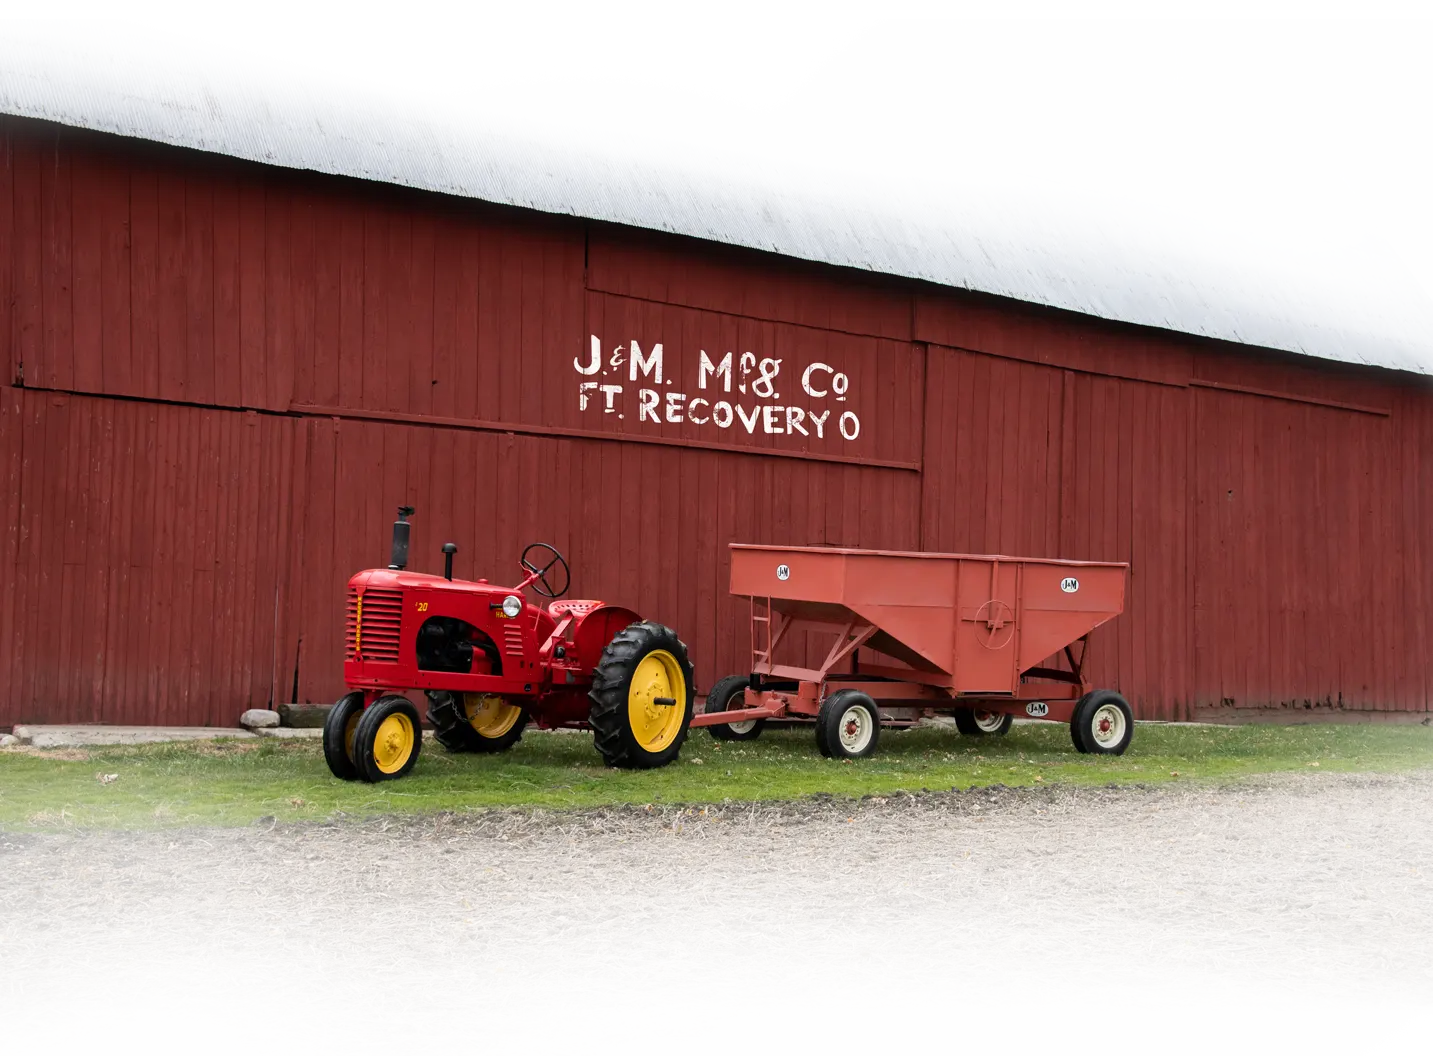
[{"xmin": 2, "ymin": 116, "xmax": 1431, "ymax": 727}]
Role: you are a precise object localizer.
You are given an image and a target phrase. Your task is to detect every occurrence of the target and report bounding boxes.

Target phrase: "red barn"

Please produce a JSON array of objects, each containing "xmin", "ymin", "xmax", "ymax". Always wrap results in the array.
[{"xmin": 1, "ymin": 69, "xmax": 1431, "ymax": 728}]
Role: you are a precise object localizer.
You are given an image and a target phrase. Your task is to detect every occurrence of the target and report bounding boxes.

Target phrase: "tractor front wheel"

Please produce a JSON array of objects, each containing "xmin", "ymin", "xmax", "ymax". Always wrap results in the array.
[
  {"xmin": 353, "ymin": 695, "xmax": 423, "ymax": 781},
  {"xmin": 426, "ymin": 691, "xmax": 528, "ymax": 753},
  {"xmin": 322, "ymin": 691, "xmax": 366, "ymax": 780},
  {"xmin": 704, "ymin": 674, "xmax": 766, "ymax": 742},
  {"xmin": 588, "ymin": 622, "xmax": 695, "ymax": 769}
]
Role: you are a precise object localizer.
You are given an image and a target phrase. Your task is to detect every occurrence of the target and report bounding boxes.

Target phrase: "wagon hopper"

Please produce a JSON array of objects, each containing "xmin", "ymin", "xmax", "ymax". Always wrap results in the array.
[{"xmin": 698, "ymin": 544, "xmax": 1133, "ymax": 758}]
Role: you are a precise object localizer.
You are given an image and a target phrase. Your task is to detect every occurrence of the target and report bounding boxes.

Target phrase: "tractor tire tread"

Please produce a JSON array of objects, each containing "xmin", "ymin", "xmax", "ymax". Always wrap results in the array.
[
  {"xmin": 353, "ymin": 695, "xmax": 423, "ymax": 782},
  {"xmin": 322, "ymin": 691, "xmax": 365, "ymax": 780},
  {"xmin": 588, "ymin": 621, "xmax": 695, "ymax": 769},
  {"xmin": 426, "ymin": 691, "xmax": 528, "ymax": 754}
]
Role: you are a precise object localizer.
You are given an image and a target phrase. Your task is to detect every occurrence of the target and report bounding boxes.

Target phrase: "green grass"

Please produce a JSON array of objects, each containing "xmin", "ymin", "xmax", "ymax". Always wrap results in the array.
[{"xmin": 2, "ymin": 722, "xmax": 1431, "ymax": 831}]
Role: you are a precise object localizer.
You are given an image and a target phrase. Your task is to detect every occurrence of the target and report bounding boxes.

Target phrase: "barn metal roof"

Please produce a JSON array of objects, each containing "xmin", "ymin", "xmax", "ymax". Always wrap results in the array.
[{"xmin": 2, "ymin": 16, "xmax": 1433, "ymax": 375}]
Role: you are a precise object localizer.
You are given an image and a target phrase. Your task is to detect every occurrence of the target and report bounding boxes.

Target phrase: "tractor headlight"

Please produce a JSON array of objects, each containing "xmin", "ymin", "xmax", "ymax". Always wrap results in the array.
[{"xmin": 501, "ymin": 595, "xmax": 523, "ymax": 619}]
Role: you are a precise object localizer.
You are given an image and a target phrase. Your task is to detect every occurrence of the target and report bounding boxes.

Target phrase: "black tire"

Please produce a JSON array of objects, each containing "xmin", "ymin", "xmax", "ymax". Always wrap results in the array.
[
  {"xmin": 426, "ymin": 691, "xmax": 528, "ymax": 754},
  {"xmin": 1071, "ymin": 689, "xmax": 1133, "ymax": 755},
  {"xmin": 352, "ymin": 695, "xmax": 423, "ymax": 782},
  {"xmin": 322, "ymin": 691, "xmax": 365, "ymax": 780},
  {"xmin": 816, "ymin": 689, "xmax": 881, "ymax": 760},
  {"xmin": 705, "ymin": 675, "xmax": 765, "ymax": 742},
  {"xmin": 954, "ymin": 707, "xmax": 1013, "ymax": 737},
  {"xmin": 589, "ymin": 622, "xmax": 695, "ymax": 769}
]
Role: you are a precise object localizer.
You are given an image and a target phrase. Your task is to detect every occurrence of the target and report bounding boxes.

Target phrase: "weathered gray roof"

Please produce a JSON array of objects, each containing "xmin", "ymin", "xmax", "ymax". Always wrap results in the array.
[{"xmin": 2, "ymin": 15, "xmax": 1433, "ymax": 375}]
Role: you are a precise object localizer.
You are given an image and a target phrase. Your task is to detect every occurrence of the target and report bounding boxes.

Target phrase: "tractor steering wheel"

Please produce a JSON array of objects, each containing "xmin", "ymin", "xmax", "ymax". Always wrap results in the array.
[{"xmin": 520, "ymin": 542, "xmax": 571, "ymax": 599}]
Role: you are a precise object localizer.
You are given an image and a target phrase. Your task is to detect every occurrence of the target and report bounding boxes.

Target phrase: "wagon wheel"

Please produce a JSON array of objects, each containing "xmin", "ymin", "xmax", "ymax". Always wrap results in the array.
[
  {"xmin": 1071, "ymin": 690, "xmax": 1133, "ymax": 755},
  {"xmin": 815, "ymin": 689, "xmax": 881, "ymax": 760},
  {"xmin": 704, "ymin": 674, "xmax": 765, "ymax": 742},
  {"xmin": 953, "ymin": 707, "xmax": 1012, "ymax": 736}
]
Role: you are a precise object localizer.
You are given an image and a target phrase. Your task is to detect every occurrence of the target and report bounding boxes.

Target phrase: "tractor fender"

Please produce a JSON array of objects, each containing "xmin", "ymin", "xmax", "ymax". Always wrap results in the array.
[{"xmin": 550, "ymin": 602, "xmax": 643, "ymax": 673}]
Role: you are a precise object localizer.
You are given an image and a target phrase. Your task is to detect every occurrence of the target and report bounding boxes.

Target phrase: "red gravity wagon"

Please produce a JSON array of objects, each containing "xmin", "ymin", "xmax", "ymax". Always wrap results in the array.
[{"xmin": 696, "ymin": 544, "xmax": 1133, "ymax": 759}]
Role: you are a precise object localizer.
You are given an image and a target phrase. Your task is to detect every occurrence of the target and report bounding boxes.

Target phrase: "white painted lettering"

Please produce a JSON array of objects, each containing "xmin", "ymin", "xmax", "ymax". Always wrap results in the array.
[
  {"xmin": 712, "ymin": 401, "xmax": 734, "ymax": 428},
  {"xmin": 665, "ymin": 391, "xmax": 687, "ymax": 423},
  {"xmin": 832, "ymin": 372, "xmax": 849, "ymax": 401},
  {"xmin": 575, "ymin": 336, "xmax": 601, "ymax": 375},
  {"xmin": 808, "ymin": 409, "xmax": 830, "ymax": 439},
  {"xmin": 600, "ymin": 384, "xmax": 623, "ymax": 413},
  {"xmin": 785, "ymin": 406, "xmax": 808, "ymax": 436},
  {"xmin": 638, "ymin": 388, "xmax": 660, "ymax": 422},
  {"xmin": 735, "ymin": 404, "xmax": 761, "ymax": 433},
  {"xmin": 738, "ymin": 352, "xmax": 756, "ymax": 394},
  {"xmin": 630, "ymin": 340, "xmax": 663, "ymax": 384},
  {"xmin": 802, "ymin": 362, "xmax": 833, "ymax": 397},
  {"xmin": 839, "ymin": 411, "xmax": 860, "ymax": 440},
  {"xmin": 762, "ymin": 405, "xmax": 783, "ymax": 434},
  {"xmin": 688, "ymin": 397, "xmax": 710, "ymax": 424},
  {"xmin": 752, "ymin": 358, "xmax": 782, "ymax": 399},
  {"xmin": 698, "ymin": 350, "xmax": 732, "ymax": 391},
  {"xmin": 578, "ymin": 381, "xmax": 598, "ymax": 410}
]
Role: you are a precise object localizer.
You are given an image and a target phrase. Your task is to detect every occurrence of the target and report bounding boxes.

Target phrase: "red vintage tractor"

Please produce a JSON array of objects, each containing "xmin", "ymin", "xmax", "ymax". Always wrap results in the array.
[{"xmin": 323, "ymin": 507, "xmax": 696, "ymax": 782}]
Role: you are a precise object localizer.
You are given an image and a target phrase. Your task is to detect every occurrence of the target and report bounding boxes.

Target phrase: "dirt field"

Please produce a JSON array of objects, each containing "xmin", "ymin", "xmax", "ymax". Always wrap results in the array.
[{"xmin": 3, "ymin": 771, "xmax": 1431, "ymax": 1052}]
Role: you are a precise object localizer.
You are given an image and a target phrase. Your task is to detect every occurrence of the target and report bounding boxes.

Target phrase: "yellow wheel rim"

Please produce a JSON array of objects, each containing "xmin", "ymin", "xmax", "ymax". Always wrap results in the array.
[
  {"xmin": 626, "ymin": 649, "xmax": 687, "ymax": 752},
  {"xmin": 343, "ymin": 711, "xmax": 361, "ymax": 763},
  {"xmin": 372, "ymin": 712, "xmax": 416, "ymax": 774},
  {"xmin": 464, "ymin": 694, "xmax": 522, "ymax": 739}
]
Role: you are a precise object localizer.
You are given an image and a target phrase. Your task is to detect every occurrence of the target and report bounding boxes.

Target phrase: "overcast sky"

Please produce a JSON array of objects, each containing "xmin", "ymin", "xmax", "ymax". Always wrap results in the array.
[
  {"xmin": 179, "ymin": 14, "xmax": 1433, "ymax": 298},
  {"xmin": 962, "ymin": 20, "xmax": 1433, "ymax": 300}
]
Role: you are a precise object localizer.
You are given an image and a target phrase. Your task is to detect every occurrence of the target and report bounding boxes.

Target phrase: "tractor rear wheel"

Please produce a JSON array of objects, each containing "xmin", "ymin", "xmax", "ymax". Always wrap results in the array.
[
  {"xmin": 426, "ymin": 691, "xmax": 528, "ymax": 753},
  {"xmin": 353, "ymin": 695, "xmax": 423, "ymax": 781},
  {"xmin": 954, "ymin": 707, "xmax": 1013, "ymax": 736},
  {"xmin": 705, "ymin": 674, "xmax": 765, "ymax": 742},
  {"xmin": 816, "ymin": 689, "xmax": 881, "ymax": 760},
  {"xmin": 588, "ymin": 622, "xmax": 695, "ymax": 769},
  {"xmin": 323, "ymin": 691, "xmax": 366, "ymax": 780}
]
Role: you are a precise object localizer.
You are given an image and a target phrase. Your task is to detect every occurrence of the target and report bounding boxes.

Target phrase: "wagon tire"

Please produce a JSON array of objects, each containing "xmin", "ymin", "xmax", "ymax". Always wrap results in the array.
[
  {"xmin": 353, "ymin": 695, "xmax": 423, "ymax": 782},
  {"xmin": 1071, "ymin": 690, "xmax": 1133, "ymax": 755},
  {"xmin": 426, "ymin": 691, "xmax": 528, "ymax": 754},
  {"xmin": 954, "ymin": 707, "xmax": 1013, "ymax": 737},
  {"xmin": 589, "ymin": 622, "xmax": 695, "ymax": 769},
  {"xmin": 705, "ymin": 675, "xmax": 765, "ymax": 742},
  {"xmin": 323, "ymin": 691, "xmax": 366, "ymax": 780},
  {"xmin": 817, "ymin": 689, "xmax": 881, "ymax": 760}
]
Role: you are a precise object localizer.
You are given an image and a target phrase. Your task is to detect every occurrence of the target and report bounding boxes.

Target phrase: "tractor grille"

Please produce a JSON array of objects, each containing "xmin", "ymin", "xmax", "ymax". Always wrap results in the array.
[
  {"xmin": 347, "ymin": 588, "xmax": 404, "ymax": 663},
  {"xmin": 501, "ymin": 624, "xmax": 525, "ymax": 657}
]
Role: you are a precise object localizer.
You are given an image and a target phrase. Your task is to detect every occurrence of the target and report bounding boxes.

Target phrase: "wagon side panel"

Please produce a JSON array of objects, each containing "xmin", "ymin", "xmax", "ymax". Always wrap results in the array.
[{"xmin": 1017, "ymin": 563, "xmax": 1128, "ymax": 674}]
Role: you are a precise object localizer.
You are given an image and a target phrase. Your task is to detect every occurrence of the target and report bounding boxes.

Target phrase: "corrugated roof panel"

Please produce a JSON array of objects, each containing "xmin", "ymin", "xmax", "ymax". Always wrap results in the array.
[{"xmin": 0, "ymin": 16, "xmax": 1427, "ymax": 375}]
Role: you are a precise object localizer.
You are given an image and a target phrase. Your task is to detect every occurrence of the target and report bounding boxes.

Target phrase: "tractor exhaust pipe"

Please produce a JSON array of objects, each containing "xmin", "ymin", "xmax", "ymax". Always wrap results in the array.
[
  {"xmin": 389, "ymin": 506, "xmax": 415, "ymax": 570},
  {"xmin": 442, "ymin": 542, "xmax": 457, "ymax": 581}
]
